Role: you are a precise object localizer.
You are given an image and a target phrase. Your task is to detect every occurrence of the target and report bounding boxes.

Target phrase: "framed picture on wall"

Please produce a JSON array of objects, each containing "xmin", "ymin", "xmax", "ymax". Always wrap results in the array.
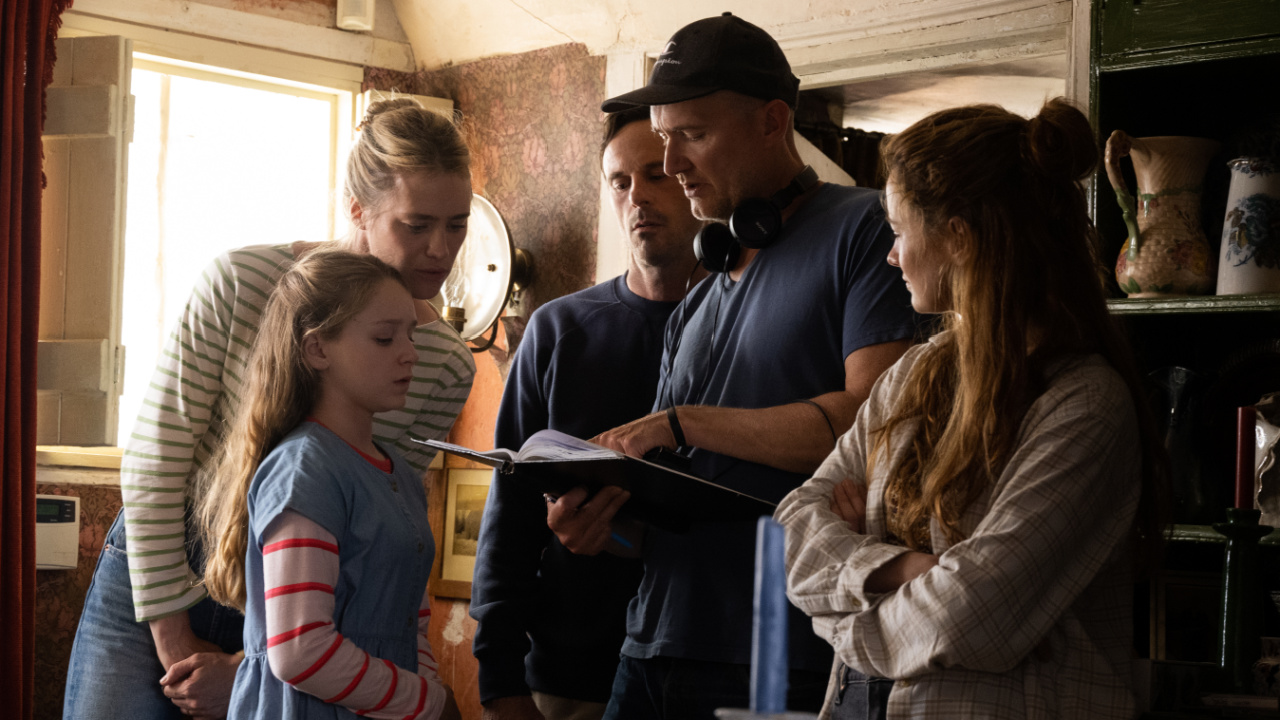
[{"xmin": 431, "ymin": 468, "xmax": 492, "ymax": 599}]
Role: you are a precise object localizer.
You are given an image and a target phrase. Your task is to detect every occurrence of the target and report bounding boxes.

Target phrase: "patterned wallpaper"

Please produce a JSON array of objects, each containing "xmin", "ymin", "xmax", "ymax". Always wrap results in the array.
[
  {"xmin": 366, "ymin": 42, "xmax": 607, "ymax": 316},
  {"xmin": 33, "ymin": 483, "xmax": 123, "ymax": 720}
]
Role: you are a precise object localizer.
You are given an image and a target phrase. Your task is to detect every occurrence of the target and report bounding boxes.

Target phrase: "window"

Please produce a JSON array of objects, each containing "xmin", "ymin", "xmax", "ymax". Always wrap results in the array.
[
  {"xmin": 117, "ymin": 55, "xmax": 350, "ymax": 446},
  {"xmin": 38, "ymin": 30, "xmax": 357, "ymax": 453}
]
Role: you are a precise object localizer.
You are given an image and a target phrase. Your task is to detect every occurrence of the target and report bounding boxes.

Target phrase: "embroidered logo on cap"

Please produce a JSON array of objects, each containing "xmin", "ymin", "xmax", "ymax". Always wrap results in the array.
[{"xmin": 654, "ymin": 41, "xmax": 681, "ymax": 68}]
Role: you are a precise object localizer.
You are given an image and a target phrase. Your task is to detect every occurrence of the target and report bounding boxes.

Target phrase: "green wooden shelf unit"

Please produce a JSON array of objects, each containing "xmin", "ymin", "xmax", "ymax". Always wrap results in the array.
[
  {"xmin": 1089, "ymin": 0, "xmax": 1280, "ymax": 286},
  {"xmin": 1090, "ymin": 0, "xmax": 1280, "ymax": 674},
  {"xmin": 1167, "ymin": 523, "xmax": 1280, "ymax": 545},
  {"xmin": 1107, "ymin": 294, "xmax": 1280, "ymax": 315},
  {"xmin": 1096, "ymin": 0, "xmax": 1280, "ymax": 72}
]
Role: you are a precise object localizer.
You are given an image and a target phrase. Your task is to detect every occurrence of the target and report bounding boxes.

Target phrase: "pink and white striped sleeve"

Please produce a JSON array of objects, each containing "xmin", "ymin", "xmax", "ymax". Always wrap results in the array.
[{"xmin": 262, "ymin": 511, "xmax": 448, "ymax": 720}]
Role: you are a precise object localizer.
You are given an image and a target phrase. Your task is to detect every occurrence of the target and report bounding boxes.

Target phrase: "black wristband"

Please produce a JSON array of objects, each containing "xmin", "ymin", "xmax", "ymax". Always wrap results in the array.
[
  {"xmin": 798, "ymin": 398, "xmax": 837, "ymax": 445},
  {"xmin": 666, "ymin": 406, "xmax": 687, "ymax": 448}
]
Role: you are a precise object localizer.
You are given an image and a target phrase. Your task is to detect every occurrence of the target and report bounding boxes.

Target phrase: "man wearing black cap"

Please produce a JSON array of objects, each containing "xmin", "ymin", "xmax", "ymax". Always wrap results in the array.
[
  {"xmin": 547, "ymin": 12, "xmax": 920, "ymax": 719},
  {"xmin": 471, "ymin": 107, "xmax": 706, "ymax": 720}
]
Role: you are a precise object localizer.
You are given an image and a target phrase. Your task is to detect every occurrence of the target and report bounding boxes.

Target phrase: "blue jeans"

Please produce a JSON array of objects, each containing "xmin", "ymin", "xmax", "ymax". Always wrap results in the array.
[
  {"xmin": 62, "ymin": 509, "xmax": 243, "ymax": 720},
  {"xmin": 602, "ymin": 655, "xmax": 828, "ymax": 720},
  {"xmin": 829, "ymin": 665, "xmax": 892, "ymax": 720}
]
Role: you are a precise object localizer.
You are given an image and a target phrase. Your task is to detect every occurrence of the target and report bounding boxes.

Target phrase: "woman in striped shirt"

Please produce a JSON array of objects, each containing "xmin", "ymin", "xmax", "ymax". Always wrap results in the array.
[
  {"xmin": 198, "ymin": 248, "xmax": 459, "ymax": 720},
  {"xmin": 63, "ymin": 99, "xmax": 476, "ymax": 720}
]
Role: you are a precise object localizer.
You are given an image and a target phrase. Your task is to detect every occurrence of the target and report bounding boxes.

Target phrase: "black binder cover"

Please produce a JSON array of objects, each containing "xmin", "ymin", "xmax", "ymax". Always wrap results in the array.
[{"xmin": 413, "ymin": 437, "xmax": 776, "ymax": 533}]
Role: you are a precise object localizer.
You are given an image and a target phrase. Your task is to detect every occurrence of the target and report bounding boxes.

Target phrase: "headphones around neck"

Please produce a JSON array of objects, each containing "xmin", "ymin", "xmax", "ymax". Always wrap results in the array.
[{"xmin": 693, "ymin": 165, "xmax": 820, "ymax": 274}]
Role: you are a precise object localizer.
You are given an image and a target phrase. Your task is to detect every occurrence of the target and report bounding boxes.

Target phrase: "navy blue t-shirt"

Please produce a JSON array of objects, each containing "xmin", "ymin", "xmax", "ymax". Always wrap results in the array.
[
  {"xmin": 471, "ymin": 274, "xmax": 682, "ymax": 703},
  {"xmin": 625, "ymin": 183, "xmax": 920, "ymax": 671}
]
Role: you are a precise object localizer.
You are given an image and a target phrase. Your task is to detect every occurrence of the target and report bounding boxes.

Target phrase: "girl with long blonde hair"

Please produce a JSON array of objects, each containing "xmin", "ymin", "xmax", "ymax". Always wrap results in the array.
[
  {"xmin": 201, "ymin": 248, "xmax": 460, "ymax": 720},
  {"xmin": 777, "ymin": 99, "xmax": 1167, "ymax": 719},
  {"xmin": 64, "ymin": 99, "xmax": 475, "ymax": 719}
]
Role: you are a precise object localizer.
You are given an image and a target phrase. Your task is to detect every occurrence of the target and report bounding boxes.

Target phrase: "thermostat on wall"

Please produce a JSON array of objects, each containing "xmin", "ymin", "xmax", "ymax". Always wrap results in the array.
[{"xmin": 36, "ymin": 494, "xmax": 79, "ymax": 570}]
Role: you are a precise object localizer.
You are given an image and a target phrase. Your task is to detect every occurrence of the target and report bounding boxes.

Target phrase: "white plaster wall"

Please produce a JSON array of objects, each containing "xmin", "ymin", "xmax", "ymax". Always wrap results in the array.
[
  {"xmin": 67, "ymin": 0, "xmax": 416, "ymax": 72},
  {"xmin": 393, "ymin": 0, "xmax": 1071, "ymax": 85},
  {"xmin": 188, "ymin": 0, "xmax": 411, "ymax": 44}
]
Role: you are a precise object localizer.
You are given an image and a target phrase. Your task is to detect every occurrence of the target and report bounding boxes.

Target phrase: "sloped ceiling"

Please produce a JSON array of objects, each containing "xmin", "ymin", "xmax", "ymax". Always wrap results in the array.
[
  {"xmin": 390, "ymin": 0, "xmax": 875, "ymax": 68},
  {"xmin": 390, "ymin": 0, "xmax": 1072, "ymax": 131},
  {"xmin": 828, "ymin": 54, "xmax": 1066, "ymax": 132},
  {"xmin": 390, "ymin": 0, "xmax": 1072, "ymax": 76}
]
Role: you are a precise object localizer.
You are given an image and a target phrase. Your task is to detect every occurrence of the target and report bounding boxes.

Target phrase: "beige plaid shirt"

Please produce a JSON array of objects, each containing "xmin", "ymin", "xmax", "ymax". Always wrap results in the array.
[{"xmin": 776, "ymin": 338, "xmax": 1141, "ymax": 719}]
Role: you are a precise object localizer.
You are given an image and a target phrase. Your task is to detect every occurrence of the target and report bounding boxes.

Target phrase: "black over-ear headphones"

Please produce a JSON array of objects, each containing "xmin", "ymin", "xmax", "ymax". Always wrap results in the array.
[{"xmin": 693, "ymin": 165, "xmax": 820, "ymax": 274}]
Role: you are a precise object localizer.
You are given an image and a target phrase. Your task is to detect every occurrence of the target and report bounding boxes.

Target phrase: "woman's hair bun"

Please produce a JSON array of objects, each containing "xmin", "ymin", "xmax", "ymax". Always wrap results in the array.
[
  {"xmin": 358, "ymin": 97, "xmax": 422, "ymax": 131},
  {"xmin": 1024, "ymin": 98, "xmax": 1097, "ymax": 182},
  {"xmin": 344, "ymin": 92, "xmax": 469, "ymax": 210}
]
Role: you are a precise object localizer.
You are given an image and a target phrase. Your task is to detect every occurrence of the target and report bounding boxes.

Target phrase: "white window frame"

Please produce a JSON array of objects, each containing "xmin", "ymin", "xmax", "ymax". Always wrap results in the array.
[
  {"xmin": 128, "ymin": 52, "xmax": 355, "ymax": 248},
  {"xmin": 39, "ymin": 19, "xmax": 363, "ymax": 468}
]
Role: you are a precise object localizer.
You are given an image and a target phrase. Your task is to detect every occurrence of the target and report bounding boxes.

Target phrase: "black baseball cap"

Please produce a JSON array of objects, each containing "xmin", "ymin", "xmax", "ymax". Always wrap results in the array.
[{"xmin": 600, "ymin": 13, "xmax": 799, "ymax": 112}]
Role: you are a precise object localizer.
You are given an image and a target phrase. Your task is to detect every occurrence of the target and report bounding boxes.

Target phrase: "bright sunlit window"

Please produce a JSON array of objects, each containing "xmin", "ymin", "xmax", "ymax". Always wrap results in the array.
[{"xmin": 118, "ymin": 55, "xmax": 351, "ymax": 445}]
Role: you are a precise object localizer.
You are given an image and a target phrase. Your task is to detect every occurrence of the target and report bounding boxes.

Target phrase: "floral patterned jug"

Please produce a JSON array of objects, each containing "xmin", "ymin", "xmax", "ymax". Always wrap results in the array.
[
  {"xmin": 1106, "ymin": 131, "xmax": 1221, "ymax": 297},
  {"xmin": 1217, "ymin": 157, "xmax": 1280, "ymax": 295}
]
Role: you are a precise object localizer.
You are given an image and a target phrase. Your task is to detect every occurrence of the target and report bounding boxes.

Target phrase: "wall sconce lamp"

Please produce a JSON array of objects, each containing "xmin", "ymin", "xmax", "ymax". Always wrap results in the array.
[{"xmin": 440, "ymin": 194, "xmax": 532, "ymax": 352}]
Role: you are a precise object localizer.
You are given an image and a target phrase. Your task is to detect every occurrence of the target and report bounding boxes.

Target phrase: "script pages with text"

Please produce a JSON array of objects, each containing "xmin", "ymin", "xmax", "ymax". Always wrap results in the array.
[{"xmin": 414, "ymin": 430, "xmax": 775, "ymax": 532}]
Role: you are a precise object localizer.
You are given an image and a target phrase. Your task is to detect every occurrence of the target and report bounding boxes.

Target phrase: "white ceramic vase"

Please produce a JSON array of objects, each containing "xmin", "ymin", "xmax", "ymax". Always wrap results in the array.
[{"xmin": 1217, "ymin": 157, "xmax": 1280, "ymax": 295}]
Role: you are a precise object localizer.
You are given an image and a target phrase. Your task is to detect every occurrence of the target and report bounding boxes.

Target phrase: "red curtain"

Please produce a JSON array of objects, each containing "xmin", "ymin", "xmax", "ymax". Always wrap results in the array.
[{"xmin": 2, "ymin": 0, "xmax": 71, "ymax": 717}]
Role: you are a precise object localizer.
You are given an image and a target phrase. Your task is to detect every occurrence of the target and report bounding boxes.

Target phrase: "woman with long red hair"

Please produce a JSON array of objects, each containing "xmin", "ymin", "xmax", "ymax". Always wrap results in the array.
[{"xmin": 777, "ymin": 99, "xmax": 1167, "ymax": 719}]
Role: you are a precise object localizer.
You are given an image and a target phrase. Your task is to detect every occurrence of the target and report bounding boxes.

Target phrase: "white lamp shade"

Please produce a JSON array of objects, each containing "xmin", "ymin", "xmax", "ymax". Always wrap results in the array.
[{"xmin": 441, "ymin": 195, "xmax": 514, "ymax": 341}]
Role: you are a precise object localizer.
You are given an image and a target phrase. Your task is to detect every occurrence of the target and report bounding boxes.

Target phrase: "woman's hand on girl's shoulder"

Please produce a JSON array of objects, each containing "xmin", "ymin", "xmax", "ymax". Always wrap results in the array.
[{"xmin": 830, "ymin": 477, "xmax": 868, "ymax": 533}]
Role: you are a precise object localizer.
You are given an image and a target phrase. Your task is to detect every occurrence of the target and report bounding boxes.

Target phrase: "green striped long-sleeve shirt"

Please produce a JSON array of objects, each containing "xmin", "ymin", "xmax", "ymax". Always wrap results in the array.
[{"xmin": 121, "ymin": 244, "xmax": 476, "ymax": 621}]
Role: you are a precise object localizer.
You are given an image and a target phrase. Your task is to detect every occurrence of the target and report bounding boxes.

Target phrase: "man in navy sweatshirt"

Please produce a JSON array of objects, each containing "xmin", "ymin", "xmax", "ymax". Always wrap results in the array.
[{"xmin": 470, "ymin": 106, "xmax": 707, "ymax": 720}]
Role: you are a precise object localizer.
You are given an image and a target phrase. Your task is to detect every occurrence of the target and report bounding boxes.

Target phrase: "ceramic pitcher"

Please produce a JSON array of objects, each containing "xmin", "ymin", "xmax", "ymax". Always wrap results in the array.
[
  {"xmin": 1106, "ymin": 131, "xmax": 1220, "ymax": 297},
  {"xmin": 1217, "ymin": 157, "xmax": 1280, "ymax": 295}
]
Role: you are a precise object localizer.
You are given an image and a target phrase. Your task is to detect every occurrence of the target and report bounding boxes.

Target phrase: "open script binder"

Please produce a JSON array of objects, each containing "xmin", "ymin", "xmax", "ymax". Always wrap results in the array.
[{"xmin": 413, "ymin": 429, "xmax": 776, "ymax": 532}]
